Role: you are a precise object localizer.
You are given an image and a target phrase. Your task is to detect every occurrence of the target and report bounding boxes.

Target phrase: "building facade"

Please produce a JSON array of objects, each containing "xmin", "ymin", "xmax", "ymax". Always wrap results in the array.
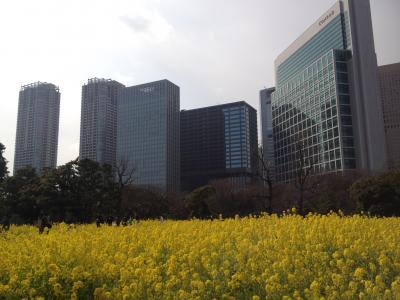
[
  {"xmin": 379, "ymin": 63, "xmax": 400, "ymax": 169},
  {"xmin": 79, "ymin": 78, "xmax": 124, "ymax": 166},
  {"xmin": 260, "ymin": 88, "xmax": 276, "ymax": 178},
  {"xmin": 271, "ymin": 0, "xmax": 387, "ymax": 182},
  {"xmin": 181, "ymin": 101, "xmax": 258, "ymax": 192},
  {"xmin": 14, "ymin": 82, "xmax": 60, "ymax": 173},
  {"xmin": 117, "ymin": 80, "xmax": 180, "ymax": 192}
]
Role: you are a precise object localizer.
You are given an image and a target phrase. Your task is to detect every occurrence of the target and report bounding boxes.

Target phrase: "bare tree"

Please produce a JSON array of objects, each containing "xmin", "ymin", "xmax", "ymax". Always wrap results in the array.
[
  {"xmin": 293, "ymin": 136, "xmax": 314, "ymax": 215},
  {"xmin": 255, "ymin": 146, "xmax": 274, "ymax": 213},
  {"xmin": 114, "ymin": 157, "xmax": 136, "ymax": 190}
]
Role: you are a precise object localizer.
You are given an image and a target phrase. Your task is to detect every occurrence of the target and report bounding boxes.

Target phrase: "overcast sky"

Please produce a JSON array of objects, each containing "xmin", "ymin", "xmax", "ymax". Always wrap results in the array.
[{"xmin": 0, "ymin": 0, "xmax": 399, "ymax": 173}]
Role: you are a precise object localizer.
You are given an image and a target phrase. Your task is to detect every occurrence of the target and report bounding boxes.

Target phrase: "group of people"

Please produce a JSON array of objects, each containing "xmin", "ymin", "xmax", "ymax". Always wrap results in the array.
[
  {"xmin": 1, "ymin": 214, "xmax": 166, "ymax": 233},
  {"xmin": 1, "ymin": 215, "xmax": 51, "ymax": 234},
  {"xmin": 95, "ymin": 215, "xmax": 140, "ymax": 227},
  {"xmin": 95, "ymin": 215, "xmax": 165, "ymax": 227}
]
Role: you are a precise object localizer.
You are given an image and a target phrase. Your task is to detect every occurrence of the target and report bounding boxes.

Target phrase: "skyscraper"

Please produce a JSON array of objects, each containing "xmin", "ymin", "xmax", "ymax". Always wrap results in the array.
[
  {"xmin": 378, "ymin": 63, "xmax": 400, "ymax": 169},
  {"xmin": 271, "ymin": 0, "xmax": 387, "ymax": 182},
  {"xmin": 260, "ymin": 88, "xmax": 276, "ymax": 178},
  {"xmin": 181, "ymin": 101, "xmax": 258, "ymax": 191},
  {"xmin": 79, "ymin": 78, "xmax": 124, "ymax": 166},
  {"xmin": 117, "ymin": 80, "xmax": 180, "ymax": 192},
  {"xmin": 14, "ymin": 82, "xmax": 60, "ymax": 173}
]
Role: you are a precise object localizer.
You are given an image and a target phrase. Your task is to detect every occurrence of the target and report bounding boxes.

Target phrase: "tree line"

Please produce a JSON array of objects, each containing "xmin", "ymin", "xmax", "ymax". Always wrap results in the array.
[{"xmin": 0, "ymin": 142, "xmax": 399, "ymax": 225}]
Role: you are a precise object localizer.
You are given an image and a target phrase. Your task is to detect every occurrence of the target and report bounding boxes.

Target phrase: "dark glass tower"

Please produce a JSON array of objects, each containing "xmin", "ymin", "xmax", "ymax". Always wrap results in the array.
[
  {"xmin": 260, "ymin": 87, "xmax": 276, "ymax": 179},
  {"xmin": 379, "ymin": 63, "xmax": 400, "ymax": 170},
  {"xmin": 117, "ymin": 80, "xmax": 180, "ymax": 192},
  {"xmin": 181, "ymin": 101, "xmax": 258, "ymax": 192}
]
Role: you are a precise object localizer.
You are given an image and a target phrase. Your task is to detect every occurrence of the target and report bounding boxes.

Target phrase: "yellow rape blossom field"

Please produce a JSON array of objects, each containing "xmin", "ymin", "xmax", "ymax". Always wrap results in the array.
[{"xmin": 1, "ymin": 213, "xmax": 400, "ymax": 299}]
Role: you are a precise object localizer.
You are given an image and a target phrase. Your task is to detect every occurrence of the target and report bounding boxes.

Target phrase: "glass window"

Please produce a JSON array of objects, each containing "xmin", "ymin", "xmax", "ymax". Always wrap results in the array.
[
  {"xmin": 342, "ymin": 137, "xmax": 354, "ymax": 147},
  {"xmin": 336, "ymin": 159, "xmax": 342, "ymax": 169},
  {"xmin": 339, "ymin": 95, "xmax": 350, "ymax": 105},
  {"xmin": 336, "ymin": 62, "xmax": 347, "ymax": 72},
  {"xmin": 342, "ymin": 126, "xmax": 353, "ymax": 137},
  {"xmin": 341, "ymin": 116, "xmax": 352, "ymax": 125},
  {"xmin": 343, "ymin": 148, "xmax": 355, "ymax": 158},
  {"xmin": 340, "ymin": 105, "xmax": 351, "ymax": 115},
  {"xmin": 338, "ymin": 84, "xmax": 349, "ymax": 94},
  {"xmin": 344, "ymin": 159, "xmax": 356, "ymax": 169},
  {"xmin": 337, "ymin": 72, "xmax": 348, "ymax": 83}
]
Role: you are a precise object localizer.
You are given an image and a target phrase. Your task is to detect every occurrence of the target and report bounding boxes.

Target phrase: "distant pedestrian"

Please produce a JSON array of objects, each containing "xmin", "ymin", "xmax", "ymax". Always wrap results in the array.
[
  {"xmin": 1, "ymin": 215, "xmax": 10, "ymax": 231},
  {"xmin": 96, "ymin": 215, "xmax": 104, "ymax": 228},
  {"xmin": 106, "ymin": 216, "xmax": 113, "ymax": 226},
  {"xmin": 38, "ymin": 215, "xmax": 52, "ymax": 234}
]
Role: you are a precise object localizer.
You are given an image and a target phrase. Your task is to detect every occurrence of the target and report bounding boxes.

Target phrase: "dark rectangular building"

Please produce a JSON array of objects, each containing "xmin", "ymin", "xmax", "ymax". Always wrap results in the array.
[
  {"xmin": 379, "ymin": 63, "xmax": 400, "ymax": 169},
  {"xmin": 181, "ymin": 101, "xmax": 258, "ymax": 192}
]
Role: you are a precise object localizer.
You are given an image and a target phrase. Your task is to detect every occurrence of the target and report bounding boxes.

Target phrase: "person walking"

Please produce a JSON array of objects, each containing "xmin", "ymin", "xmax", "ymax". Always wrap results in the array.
[
  {"xmin": 106, "ymin": 216, "xmax": 113, "ymax": 226},
  {"xmin": 38, "ymin": 215, "xmax": 52, "ymax": 234},
  {"xmin": 96, "ymin": 216, "xmax": 103, "ymax": 228}
]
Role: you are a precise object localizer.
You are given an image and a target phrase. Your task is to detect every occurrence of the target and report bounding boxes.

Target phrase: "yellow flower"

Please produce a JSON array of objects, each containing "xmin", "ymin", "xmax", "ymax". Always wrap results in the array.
[
  {"xmin": 354, "ymin": 267, "xmax": 366, "ymax": 280},
  {"xmin": 0, "ymin": 215, "xmax": 398, "ymax": 299}
]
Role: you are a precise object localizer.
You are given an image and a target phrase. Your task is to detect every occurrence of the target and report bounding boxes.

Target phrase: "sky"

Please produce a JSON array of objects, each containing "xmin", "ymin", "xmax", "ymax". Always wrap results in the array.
[{"xmin": 0, "ymin": 0, "xmax": 399, "ymax": 174}]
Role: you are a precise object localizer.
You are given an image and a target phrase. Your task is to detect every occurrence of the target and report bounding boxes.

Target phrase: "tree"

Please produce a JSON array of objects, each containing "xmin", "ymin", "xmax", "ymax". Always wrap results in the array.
[
  {"xmin": 0, "ymin": 143, "xmax": 8, "ymax": 182},
  {"xmin": 350, "ymin": 171, "xmax": 400, "ymax": 216},
  {"xmin": 1, "ymin": 166, "xmax": 40, "ymax": 223},
  {"xmin": 184, "ymin": 186, "xmax": 214, "ymax": 218},
  {"xmin": 114, "ymin": 157, "xmax": 136, "ymax": 189},
  {"xmin": 209, "ymin": 179, "xmax": 263, "ymax": 217},
  {"xmin": 293, "ymin": 135, "xmax": 314, "ymax": 215},
  {"xmin": 307, "ymin": 173, "xmax": 358, "ymax": 214},
  {"xmin": 1, "ymin": 159, "xmax": 120, "ymax": 224},
  {"xmin": 114, "ymin": 156, "xmax": 136, "ymax": 212},
  {"xmin": 76, "ymin": 159, "xmax": 118, "ymax": 221},
  {"xmin": 120, "ymin": 186, "xmax": 169, "ymax": 219},
  {"xmin": 255, "ymin": 146, "xmax": 274, "ymax": 212}
]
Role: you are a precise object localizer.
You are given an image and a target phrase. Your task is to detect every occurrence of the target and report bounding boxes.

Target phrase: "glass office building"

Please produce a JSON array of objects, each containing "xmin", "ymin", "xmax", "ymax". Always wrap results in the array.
[
  {"xmin": 271, "ymin": 0, "xmax": 387, "ymax": 182},
  {"xmin": 223, "ymin": 105, "xmax": 252, "ymax": 169},
  {"xmin": 181, "ymin": 101, "xmax": 258, "ymax": 191},
  {"xmin": 79, "ymin": 78, "xmax": 124, "ymax": 167},
  {"xmin": 117, "ymin": 80, "xmax": 180, "ymax": 192},
  {"xmin": 260, "ymin": 87, "xmax": 276, "ymax": 179},
  {"xmin": 14, "ymin": 82, "xmax": 60, "ymax": 174}
]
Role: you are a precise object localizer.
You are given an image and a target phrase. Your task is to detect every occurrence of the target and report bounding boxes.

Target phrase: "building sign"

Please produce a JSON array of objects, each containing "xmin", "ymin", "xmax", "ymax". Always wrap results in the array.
[
  {"xmin": 319, "ymin": 10, "xmax": 335, "ymax": 26},
  {"xmin": 275, "ymin": 1, "xmax": 341, "ymax": 68}
]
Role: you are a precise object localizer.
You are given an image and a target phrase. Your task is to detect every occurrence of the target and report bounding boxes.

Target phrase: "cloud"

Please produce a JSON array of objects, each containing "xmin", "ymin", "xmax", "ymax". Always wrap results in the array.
[
  {"xmin": 0, "ymin": 0, "xmax": 398, "ymax": 174},
  {"xmin": 119, "ymin": 11, "xmax": 173, "ymax": 43},
  {"xmin": 120, "ymin": 15, "xmax": 151, "ymax": 33}
]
